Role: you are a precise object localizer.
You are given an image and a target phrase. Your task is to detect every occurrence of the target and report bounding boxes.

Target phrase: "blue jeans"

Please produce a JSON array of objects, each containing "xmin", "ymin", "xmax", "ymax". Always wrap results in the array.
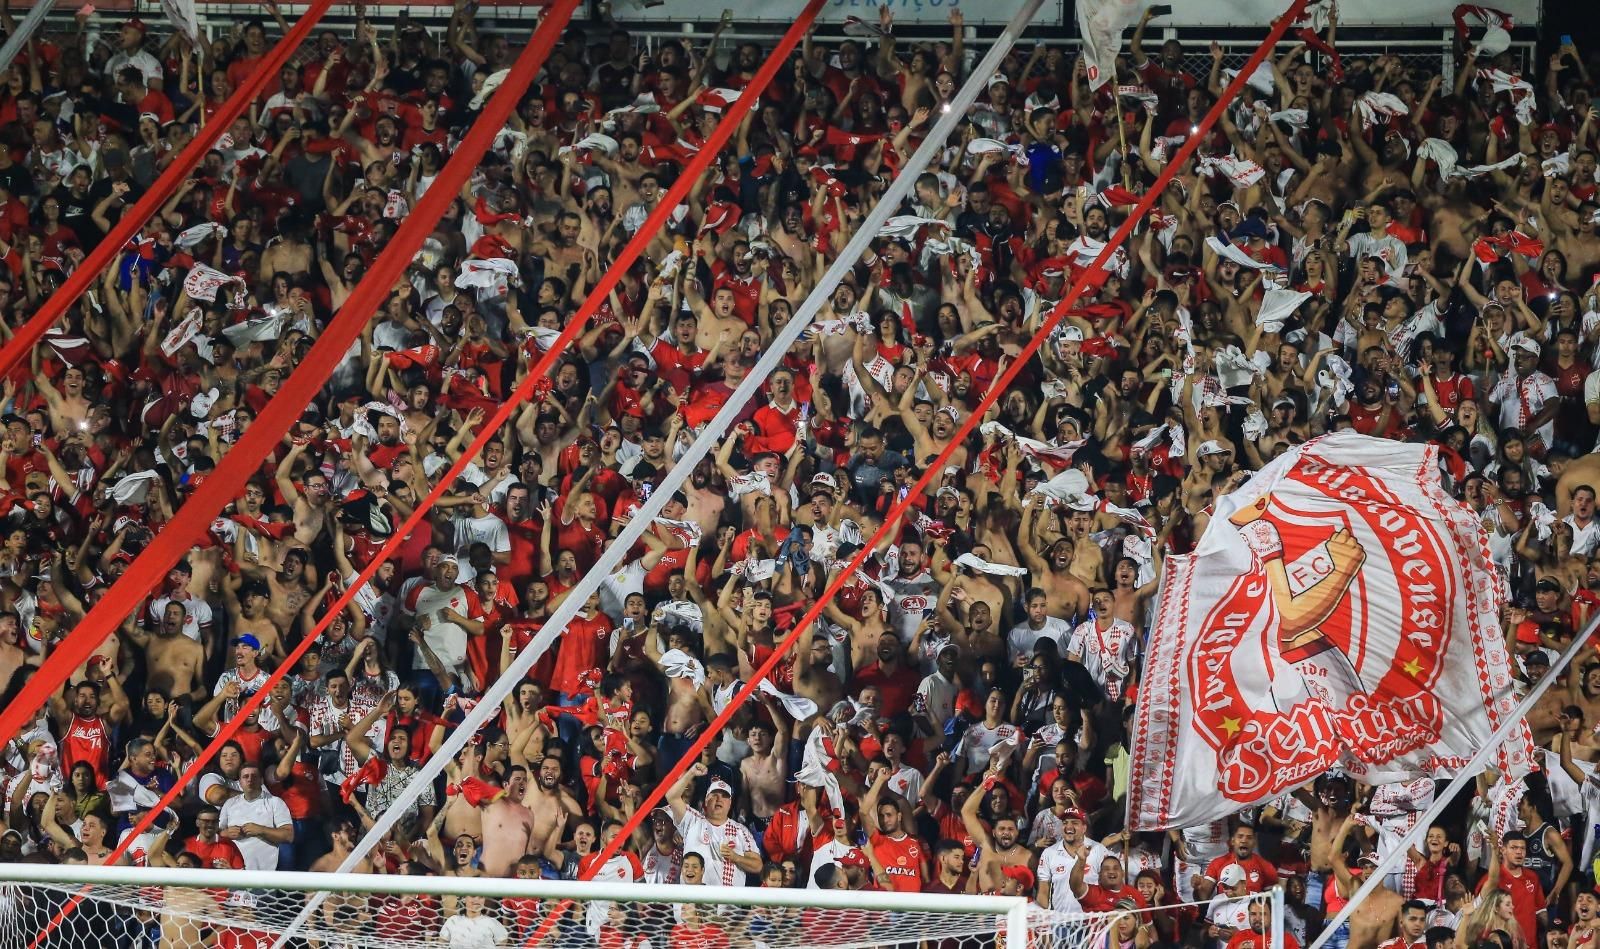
[{"xmin": 657, "ymin": 732, "xmax": 695, "ymax": 777}]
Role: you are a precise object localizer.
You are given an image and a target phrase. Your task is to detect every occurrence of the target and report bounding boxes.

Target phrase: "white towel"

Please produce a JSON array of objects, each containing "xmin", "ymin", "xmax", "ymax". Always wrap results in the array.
[{"xmin": 659, "ymin": 648, "xmax": 705, "ymax": 688}]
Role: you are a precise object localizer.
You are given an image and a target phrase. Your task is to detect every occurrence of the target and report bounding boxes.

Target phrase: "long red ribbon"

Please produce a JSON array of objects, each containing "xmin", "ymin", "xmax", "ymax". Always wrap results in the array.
[
  {"xmin": 0, "ymin": 0, "xmax": 582, "ymax": 757},
  {"xmin": 0, "ymin": 0, "xmax": 335, "ymax": 381},
  {"xmin": 555, "ymin": 0, "xmax": 1314, "ymax": 898}
]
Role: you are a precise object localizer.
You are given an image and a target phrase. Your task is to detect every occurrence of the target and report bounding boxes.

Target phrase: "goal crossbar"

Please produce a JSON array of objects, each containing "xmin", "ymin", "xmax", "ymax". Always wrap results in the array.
[
  {"xmin": 0, "ymin": 863, "xmax": 1035, "ymax": 949},
  {"xmin": 0, "ymin": 863, "xmax": 1027, "ymax": 913}
]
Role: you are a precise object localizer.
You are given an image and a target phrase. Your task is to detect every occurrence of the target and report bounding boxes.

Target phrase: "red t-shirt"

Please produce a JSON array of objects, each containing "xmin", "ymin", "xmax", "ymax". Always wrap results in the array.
[
  {"xmin": 1204, "ymin": 853, "xmax": 1279, "ymax": 892},
  {"xmin": 1478, "ymin": 867, "xmax": 1545, "ymax": 946},
  {"xmin": 550, "ymin": 612, "xmax": 612, "ymax": 694},
  {"xmin": 852, "ymin": 662, "xmax": 920, "ymax": 718},
  {"xmin": 1229, "ymin": 931, "xmax": 1301, "ymax": 949},
  {"xmin": 184, "ymin": 836, "xmax": 244, "ymax": 870},
  {"xmin": 1082, "ymin": 884, "xmax": 1147, "ymax": 913},
  {"xmin": 870, "ymin": 831, "xmax": 926, "ymax": 892}
]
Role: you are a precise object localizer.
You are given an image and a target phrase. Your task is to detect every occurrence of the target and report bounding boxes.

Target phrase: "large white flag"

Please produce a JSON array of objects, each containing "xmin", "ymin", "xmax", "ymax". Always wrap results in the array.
[
  {"xmin": 1077, "ymin": 0, "xmax": 1144, "ymax": 90},
  {"xmin": 161, "ymin": 0, "xmax": 202, "ymax": 46},
  {"xmin": 1128, "ymin": 431, "xmax": 1532, "ymax": 831}
]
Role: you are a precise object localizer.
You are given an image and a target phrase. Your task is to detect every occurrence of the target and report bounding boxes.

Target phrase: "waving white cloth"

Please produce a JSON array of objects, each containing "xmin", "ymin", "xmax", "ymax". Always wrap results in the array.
[
  {"xmin": 794, "ymin": 721, "xmax": 847, "ymax": 815},
  {"xmin": 1223, "ymin": 61, "xmax": 1276, "ymax": 95},
  {"xmin": 1478, "ymin": 68, "xmax": 1537, "ymax": 125},
  {"xmin": 1205, "ymin": 236, "xmax": 1278, "ymax": 272},
  {"xmin": 1355, "ymin": 92, "xmax": 1409, "ymax": 130},
  {"xmin": 980, "ymin": 421, "xmax": 1083, "ymax": 469},
  {"xmin": 1030, "ymin": 467, "xmax": 1091, "ymax": 508},
  {"xmin": 175, "ymin": 222, "xmax": 225, "ymax": 249},
  {"xmin": 654, "ymin": 600, "xmax": 704, "ymax": 634},
  {"xmin": 1214, "ymin": 345, "xmax": 1258, "ymax": 389},
  {"xmin": 469, "ymin": 69, "xmax": 509, "ymax": 110},
  {"xmin": 109, "ymin": 470, "xmax": 160, "ymax": 504},
  {"xmin": 953, "ymin": 553, "xmax": 1030, "ymax": 578},
  {"xmin": 757, "ymin": 679, "xmax": 818, "ymax": 721},
  {"xmin": 659, "ymin": 649, "xmax": 706, "ymax": 688},
  {"xmin": 1197, "ymin": 154, "xmax": 1266, "ymax": 188},
  {"xmin": 1256, "ymin": 287, "xmax": 1312, "ymax": 333}
]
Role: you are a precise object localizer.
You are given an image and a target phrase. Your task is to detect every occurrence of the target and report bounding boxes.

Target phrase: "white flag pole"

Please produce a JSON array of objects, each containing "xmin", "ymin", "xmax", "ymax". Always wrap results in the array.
[{"xmin": 1308, "ymin": 611, "xmax": 1598, "ymax": 949}]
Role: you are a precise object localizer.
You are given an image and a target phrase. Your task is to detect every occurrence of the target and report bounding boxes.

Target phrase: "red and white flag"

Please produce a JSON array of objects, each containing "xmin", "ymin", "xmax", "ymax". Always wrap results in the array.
[
  {"xmin": 1076, "ymin": 0, "xmax": 1144, "ymax": 91},
  {"xmin": 1129, "ymin": 431, "xmax": 1531, "ymax": 831}
]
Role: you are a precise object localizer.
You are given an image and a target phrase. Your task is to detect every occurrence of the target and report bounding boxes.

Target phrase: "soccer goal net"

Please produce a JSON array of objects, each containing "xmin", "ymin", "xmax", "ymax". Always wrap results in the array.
[{"xmin": 0, "ymin": 863, "xmax": 1283, "ymax": 949}]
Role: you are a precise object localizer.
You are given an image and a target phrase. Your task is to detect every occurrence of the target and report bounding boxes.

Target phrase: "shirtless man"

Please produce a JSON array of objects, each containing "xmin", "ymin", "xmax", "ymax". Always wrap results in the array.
[
  {"xmin": 33, "ymin": 363, "xmax": 91, "ymax": 433},
  {"xmin": 1018, "ymin": 496, "xmax": 1092, "ymax": 622},
  {"xmin": 258, "ymin": 218, "xmax": 313, "ymax": 282},
  {"xmin": 520, "ymin": 754, "xmax": 583, "ymax": 856},
  {"xmin": 1110, "ymin": 557, "xmax": 1159, "ymax": 626},
  {"xmin": 1569, "ymin": 649, "xmax": 1600, "ymax": 726},
  {"xmin": 794, "ymin": 624, "xmax": 844, "ymax": 711},
  {"xmin": 274, "ymin": 442, "xmax": 335, "ymax": 545},
  {"xmin": 244, "ymin": 546, "xmax": 316, "ymax": 634},
  {"xmin": 479, "ymin": 765, "xmax": 535, "ymax": 877},
  {"xmin": 222, "ymin": 579, "xmax": 284, "ymax": 665},
  {"xmin": 0, "ymin": 609, "xmax": 38, "ymax": 693},
  {"xmin": 739, "ymin": 696, "xmax": 790, "ymax": 829},
  {"xmin": 125, "ymin": 601, "xmax": 207, "ymax": 706},
  {"xmin": 960, "ymin": 764, "xmax": 1034, "ymax": 891},
  {"xmin": 309, "ymin": 819, "xmax": 360, "ymax": 872},
  {"xmin": 824, "ymin": 584, "xmax": 894, "ymax": 673}
]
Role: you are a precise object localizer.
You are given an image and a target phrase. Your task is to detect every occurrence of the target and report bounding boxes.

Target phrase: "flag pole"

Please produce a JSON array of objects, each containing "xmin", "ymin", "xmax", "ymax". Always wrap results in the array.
[{"xmin": 1308, "ymin": 610, "xmax": 1598, "ymax": 949}]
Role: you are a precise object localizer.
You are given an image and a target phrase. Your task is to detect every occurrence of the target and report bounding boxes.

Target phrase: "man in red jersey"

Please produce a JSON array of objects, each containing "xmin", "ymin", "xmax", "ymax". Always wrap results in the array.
[{"xmin": 861, "ymin": 768, "xmax": 926, "ymax": 892}]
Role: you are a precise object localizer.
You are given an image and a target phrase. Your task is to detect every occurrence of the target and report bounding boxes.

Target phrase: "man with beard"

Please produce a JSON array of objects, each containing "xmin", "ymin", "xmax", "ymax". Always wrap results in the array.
[
  {"xmin": 880, "ymin": 539, "xmax": 940, "ymax": 643},
  {"xmin": 770, "ymin": 202, "xmax": 816, "ymax": 286},
  {"xmin": 125, "ymin": 599, "xmax": 206, "ymax": 706},
  {"xmin": 960, "ymin": 774, "xmax": 1035, "ymax": 893},
  {"xmin": 1035, "ymin": 805, "xmax": 1112, "ymax": 911},
  {"xmin": 521, "ymin": 753, "xmax": 585, "ymax": 857},
  {"xmin": 532, "ymin": 209, "xmax": 586, "ymax": 280},
  {"xmin": 1019, "ymin": 498, "xmax": 1093, "ymax": 622}
]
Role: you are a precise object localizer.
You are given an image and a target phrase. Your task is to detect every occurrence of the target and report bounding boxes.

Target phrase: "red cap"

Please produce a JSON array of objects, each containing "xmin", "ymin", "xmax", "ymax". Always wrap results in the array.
[
  {"xmin": 1002, "ymin": 865, "xmax": 1036, "ymax": 890},
  {"xmin": 838, "ymin": 848, "xmax": 870, "ymax": 869},
  {"xmin": 1062, "ymin": 808, "xmax": 1087, "ymax": 822}
]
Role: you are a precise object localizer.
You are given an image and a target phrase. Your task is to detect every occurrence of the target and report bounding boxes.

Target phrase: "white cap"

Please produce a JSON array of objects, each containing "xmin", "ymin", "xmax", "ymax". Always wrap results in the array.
[
  {"xmin": 706, "ymin": 779, "xmax": 734, "ymax": 798},
  {"xmin": 1198, "ymin": 440, "xmax": 1230, "ymax": 457},
  {"xmin": 1060, "ymin": 325, "xmax": 1085, "ymax": 342},
  {"xmin": 1219, "ymin": 864, "xmax": 1247, "ymax": 887},
  {"xmin": 1511, "ymin": 336, "xmax": 1541, "ymax": 358}
]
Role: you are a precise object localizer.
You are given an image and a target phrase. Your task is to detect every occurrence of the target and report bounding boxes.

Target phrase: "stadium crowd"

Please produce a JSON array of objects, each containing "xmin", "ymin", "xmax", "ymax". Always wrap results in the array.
[{"xmin": 0, "ymin": 1, "xmax": 1597, "ymax": 948}]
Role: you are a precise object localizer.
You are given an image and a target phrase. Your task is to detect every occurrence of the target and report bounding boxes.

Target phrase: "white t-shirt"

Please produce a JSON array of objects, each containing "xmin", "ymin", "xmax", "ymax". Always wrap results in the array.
[
  {"xmin": 674, "ymin": 807, "xmax": 757, "ymax": 887},
  {"xmin": 1207, "ymin": 894, "xmax": 1254, "ymax": 932},
  {"xmin": 453, "ymin": 514, "xmax": 511, "ymax": 559},
  {"xmin": 1345, "ymin": 231, "xmax": 1408, "ymax": 279},
  {"xmin": 1489, "ymin": 369, "xmax": 1559, "ymax": 452},
  {"xmin": 217, "ymin": 790, "xmax": 291, "ymax": 871},
  {"xmin": 1006, "ymin": 618, "xmax": 1073, "ymax": 662},
  {"xmin": 148, "ymin": 595, "xmax": 213, "ymax": 642},
  {"xmin": 438, "ymin": 913, "xmax": 509, "ymax": 947},
  {"xmin": 1037, "ymin": 840, "xmax": 1111, "ymax": 913},
  {"xmin": 407, "ymin": 582, "xmax": 471, "ymax": 672},
  {"xmin": 1565, "ymin": 514, "xmax": 1600, "ymax": 558}
]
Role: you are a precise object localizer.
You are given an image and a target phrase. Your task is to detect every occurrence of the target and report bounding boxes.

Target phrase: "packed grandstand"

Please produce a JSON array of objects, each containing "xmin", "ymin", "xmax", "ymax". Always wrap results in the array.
[{"xmin": 0, "ymin": 0, "xmax": 1592, "ymax": 947}]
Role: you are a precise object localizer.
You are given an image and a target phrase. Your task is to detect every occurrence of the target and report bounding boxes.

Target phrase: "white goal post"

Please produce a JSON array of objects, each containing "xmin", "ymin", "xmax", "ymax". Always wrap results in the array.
[
  {"xmin": 0, "ymin": 862, "xmax": 1285, "ymax": 949},
  {"xmin": 0, "ymin": 862, "xmax": 1032, "ymax": 949}
]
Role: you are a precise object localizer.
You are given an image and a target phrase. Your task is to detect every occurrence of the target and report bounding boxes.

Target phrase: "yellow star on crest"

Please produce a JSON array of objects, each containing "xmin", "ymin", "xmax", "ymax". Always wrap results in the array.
[
  {"xmin": 1402, "ymin": 658, "xmax": 1423, "ymax": 678},
  {"xmin": 1221, "ymin": 717, "xmax": 1242, "ymax": 737}
]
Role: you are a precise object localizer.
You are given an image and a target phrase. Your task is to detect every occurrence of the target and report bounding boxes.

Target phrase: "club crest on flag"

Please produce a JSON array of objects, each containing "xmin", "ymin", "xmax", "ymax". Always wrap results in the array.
[{"xmin": 1129, "ymin": 431, "xmax": 1531, "ymax": 831}]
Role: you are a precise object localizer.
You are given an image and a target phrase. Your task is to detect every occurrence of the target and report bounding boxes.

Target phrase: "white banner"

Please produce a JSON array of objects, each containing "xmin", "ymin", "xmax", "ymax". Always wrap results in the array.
[
  {"xmin": 1140, "ymin": 0, "xmax": 1538, "ymax": 26},
  {"xmin": 1128, "ymin": 431, "xmax": 1532, "ymax": 831},
  {"xmin": 1078, "ymin": 0, "xmax": 1143, "ymax": 90},
  {"xmin": 619, "ymin": 0, "xmax": 1062, "ymax": 26},
  {"xmin": 617, "ymin": 0, "xmax": 1534, "ymax": 28}
]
